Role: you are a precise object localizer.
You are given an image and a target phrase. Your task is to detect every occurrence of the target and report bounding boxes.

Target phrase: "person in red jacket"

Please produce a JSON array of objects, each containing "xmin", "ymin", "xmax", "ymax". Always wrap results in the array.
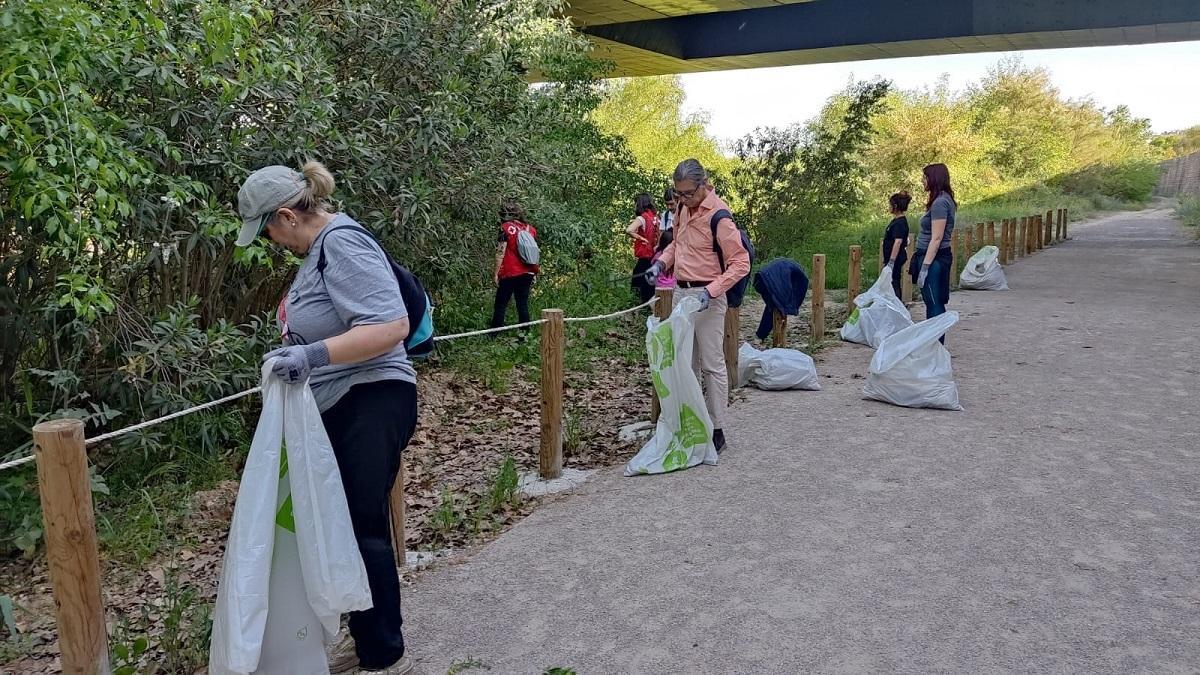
[
  {"xmin": 491, "ymin": 201, "xmax": 539, "ymax": 331},
  {"xmin": 626, "ymin": 192, "xmax": 660, "ymax": 303}
]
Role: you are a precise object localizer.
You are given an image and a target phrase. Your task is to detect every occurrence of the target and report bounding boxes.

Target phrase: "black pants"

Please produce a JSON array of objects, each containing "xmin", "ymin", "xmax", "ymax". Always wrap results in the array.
[
  {"xmin": 890, "ymin": 257, "xmax": 905, "ymax": 298},
  {"xmin": 632, "ymin": 257, "xmax": 655, "ymax": 303},
  {"xmin": 491, "ymin": 274, "xmax": 533, "ymax": 329},
  {"xmin": 321, "ymin": 379, "xmax": 418, "ymax": 670}
]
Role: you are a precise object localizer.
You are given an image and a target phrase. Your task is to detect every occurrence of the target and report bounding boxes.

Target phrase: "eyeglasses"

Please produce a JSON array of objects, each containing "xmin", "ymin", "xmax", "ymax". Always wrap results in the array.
[{"xmin": 675, "ymin": 185, "xmax": 704, "ymax": 200}]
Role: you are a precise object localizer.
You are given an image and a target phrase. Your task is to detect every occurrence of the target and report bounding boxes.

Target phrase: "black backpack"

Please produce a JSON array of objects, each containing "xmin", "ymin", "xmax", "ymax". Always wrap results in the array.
[
  {"xmin": 316, "ymin": 224, "xmax": 435, "ymax": 359},
  {"xmin": 709, "ymin": 209, "xmax": 755, "ymax": 308}
]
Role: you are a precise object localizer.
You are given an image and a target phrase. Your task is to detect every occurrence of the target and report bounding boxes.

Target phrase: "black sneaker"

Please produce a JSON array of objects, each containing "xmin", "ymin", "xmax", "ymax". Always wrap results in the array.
[{"xmin": 713, "ymin": 428, "xmax": 726, "ymax": 454}]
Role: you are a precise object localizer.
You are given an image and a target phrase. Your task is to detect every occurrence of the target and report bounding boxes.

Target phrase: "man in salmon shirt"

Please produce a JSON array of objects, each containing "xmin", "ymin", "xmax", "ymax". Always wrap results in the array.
[{"xmin": 645, "ymin": 159, "xmax": 751, "ymax": 453}]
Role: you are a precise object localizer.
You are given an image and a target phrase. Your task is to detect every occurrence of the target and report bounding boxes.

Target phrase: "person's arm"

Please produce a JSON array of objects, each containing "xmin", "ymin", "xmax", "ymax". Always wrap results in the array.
[
  {"xmin": 626, "ymin": 216, "xmax": 648, "ymax": 243},
  {"xmin": 888, "ymin": 239, "xmax": 903, "ymax": 264},
  {"xmin": 494, "ymin": 234, "xmax": 506, "ymax": 284},
  {"xmin": 706, "ymin": 216, "xmax": 751, "ymax": 298},
  {"xmin": 657, "ymin": 241, "xmax": 676, "ymax": 271},
  {"xmin": 923, "ymin": 201, "xmax": 948, "ymax": 265},
  {"xmin": 324, "ymin": 320, "xmax": 410, "ymax": 364}
]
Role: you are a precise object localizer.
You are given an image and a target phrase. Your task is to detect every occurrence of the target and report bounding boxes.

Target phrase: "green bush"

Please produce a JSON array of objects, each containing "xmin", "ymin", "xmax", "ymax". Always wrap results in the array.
[{"xmin": 1177, "ymin": 195, "xmax": 1200, "ymax": 227}]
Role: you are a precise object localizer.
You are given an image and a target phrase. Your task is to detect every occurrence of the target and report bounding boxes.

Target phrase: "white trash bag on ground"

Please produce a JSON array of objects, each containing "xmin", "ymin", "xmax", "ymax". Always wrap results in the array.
[
  {"xmin": 625, "ymin": 296, "xmax": 718, "ymax": 476},
  {"xmin": 959, "ymin": 245, "xmax": 1008, "ymax": 290},
  {"xmin": 862, "ymin": 311, "xmax": 963, "ymax": 411},
  {"xmin": 209, "ymin": 362, "xmax": 373, "ymax": 675},
  {"xmin": 737, "ymin": 342, "xmax": 821, "ymax": 391},
  {"xmin": 840, "ymin": 270, "xmax": 913, "ymax": 347}
]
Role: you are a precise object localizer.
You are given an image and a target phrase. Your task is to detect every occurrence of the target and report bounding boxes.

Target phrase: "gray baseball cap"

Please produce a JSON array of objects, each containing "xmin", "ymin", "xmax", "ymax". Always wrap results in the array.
[{"xmin": 235, "ymin": 165, "xmax": 307, "ymax": 246}]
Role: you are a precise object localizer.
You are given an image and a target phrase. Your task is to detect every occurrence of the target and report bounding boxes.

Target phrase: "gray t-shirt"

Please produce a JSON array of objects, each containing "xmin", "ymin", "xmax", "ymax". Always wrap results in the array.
[
  {"xmin": 282, "ymin": 214, "xmax": 416, "ymax": 412},
  {"xmin": 917, "ymin": 192, "xmax": 956, "ymax": 250}
]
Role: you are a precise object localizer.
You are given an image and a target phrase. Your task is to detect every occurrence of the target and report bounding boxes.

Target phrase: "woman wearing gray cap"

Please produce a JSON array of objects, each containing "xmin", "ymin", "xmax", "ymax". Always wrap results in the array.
[{"xmin": 236, "ymin": 160, "xmax": 414, "ymax": 674}]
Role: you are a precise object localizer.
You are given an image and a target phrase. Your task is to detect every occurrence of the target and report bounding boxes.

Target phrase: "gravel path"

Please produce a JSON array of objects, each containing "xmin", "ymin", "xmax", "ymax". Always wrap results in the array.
[{"xmin": 402, "ymin": 208, "xmax": 1200, "ymax": 674}]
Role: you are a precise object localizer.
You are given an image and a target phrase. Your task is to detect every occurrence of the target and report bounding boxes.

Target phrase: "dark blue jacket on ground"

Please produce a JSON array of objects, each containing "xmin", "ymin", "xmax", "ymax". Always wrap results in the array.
[{"xmin": 753, "ymin": 258, "xmax": 809, "ymax": 340}]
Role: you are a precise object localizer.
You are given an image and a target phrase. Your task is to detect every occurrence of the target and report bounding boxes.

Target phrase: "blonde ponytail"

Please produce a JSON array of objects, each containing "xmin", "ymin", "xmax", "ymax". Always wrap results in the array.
[{"xmin": 284, "ymin": 160, "xmax": 335, "ymax": 213}]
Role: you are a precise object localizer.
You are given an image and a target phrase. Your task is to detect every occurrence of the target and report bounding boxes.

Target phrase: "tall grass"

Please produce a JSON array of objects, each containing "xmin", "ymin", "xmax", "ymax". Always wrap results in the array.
[{"xmin": 1177, "ymin": 194, "xmax": 1200, "ymax": 227}]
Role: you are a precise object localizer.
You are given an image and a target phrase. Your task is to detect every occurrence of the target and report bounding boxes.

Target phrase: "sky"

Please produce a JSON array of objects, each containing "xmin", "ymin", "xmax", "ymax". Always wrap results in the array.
[{"xmin": 679, "ymin": 40, "xmax": 1200, "ymax": 146}]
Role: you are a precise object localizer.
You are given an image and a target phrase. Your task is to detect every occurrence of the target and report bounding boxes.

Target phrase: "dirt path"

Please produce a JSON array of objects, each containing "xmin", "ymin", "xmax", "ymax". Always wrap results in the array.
[{"xmin": 404, "ymin": 208, "xmax": 1200, "ymax": 674}]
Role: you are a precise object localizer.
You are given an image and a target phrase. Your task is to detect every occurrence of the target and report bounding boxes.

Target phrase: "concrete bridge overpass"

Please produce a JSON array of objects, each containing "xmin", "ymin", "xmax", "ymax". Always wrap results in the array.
[{"xmin": 569, "ymin": 0, "xmax": 1200, "ymax": 76}]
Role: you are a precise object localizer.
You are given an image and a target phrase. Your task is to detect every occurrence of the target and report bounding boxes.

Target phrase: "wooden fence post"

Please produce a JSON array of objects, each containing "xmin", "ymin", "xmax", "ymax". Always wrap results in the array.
[
  {"xmin": 901, "ymin": 236, "xmax": 914, "ymax": 302},
  {"xmin": 987, "ymin": 221, "xmax": 996, "ymax": 247},
  {"xmin": 811, "ymin": 254, "xmax": 825, "ymax": 350},
  {"xmin": 878, "ymin": 238, "xmax": 885, "ymax": 276},
  {"xmin": 1036, "ymin": 215, "xmax": 1045, "ymax": 250},
  {"xmin": 964, "ymin": 226, "xmax": 975, "ymax": 258},
  {"xmin": 771, "ymin": 310, "xmax": 787, "ymax": 348},
  {"xmin": 1018, "ymin": 217, "xmax": 1027, "ymax": 258},
  {"xmin": 999, "ymin": 219, "xmax": 1009, "ymax": 265},
  {"xmin": 32, "ymin": 419, "xmax": 110, "ymax": 675},
  {"xmin": 950, "ymin": 230, "xmax": 960, "ymax": 289},
  {"xmin": 1064, "ymin": 208, "xmax": 1069, "ymax": 239},
  {"xmin": 1055, "ymin": 208, "xmax": 1063, "ymax": 241},
  {"xmin": 724, "ymin": 304, "xmax": 740, "ymax": 395},
  {"xmin": 975, "ymin": 223, "xmax": 985, "ymax": 249},
  {"xmin": 1045, "ymin": 210, "xmax": 1054, "ymax": 245},
  {"xmin": 539, "ymin": 308, "xmax": 564, "ymax": 479},
  {"xmin": 847, "ymin": 245, "xmax": 862, "ymax": 313},
  {"xmin": 651, "ymin": 289, "xmax": 672, "ymax": 424},
  {"xmin": 390, "ymin": 461, "xmax": 406, "ymax": 567}
]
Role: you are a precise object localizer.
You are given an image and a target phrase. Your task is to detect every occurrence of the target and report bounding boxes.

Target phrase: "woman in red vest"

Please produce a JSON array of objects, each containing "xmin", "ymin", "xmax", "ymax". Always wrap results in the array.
[
  {"xmin": 491, "ymin": 201, "xmax": 539, "ymax": 331},
  {"xmin": 626, "ymin": 192, "xmax": 660, "ymax": 303}
]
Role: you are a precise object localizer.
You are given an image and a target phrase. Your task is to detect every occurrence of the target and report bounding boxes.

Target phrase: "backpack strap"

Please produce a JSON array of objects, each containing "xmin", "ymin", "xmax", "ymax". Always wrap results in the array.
[
  {"xmin": 710, "ymin": 209, "xmax": 733, "ymax": 273},
  {"xmin": 316, "ymin": 224, "xmax": 376, "ymax": 277}
]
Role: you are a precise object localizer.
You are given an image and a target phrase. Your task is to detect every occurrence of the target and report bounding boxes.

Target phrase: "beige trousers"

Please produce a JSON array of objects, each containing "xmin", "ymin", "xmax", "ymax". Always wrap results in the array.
[{"xmin": 674, "ymin": 287, "xmax": 728, "ymax": 429}]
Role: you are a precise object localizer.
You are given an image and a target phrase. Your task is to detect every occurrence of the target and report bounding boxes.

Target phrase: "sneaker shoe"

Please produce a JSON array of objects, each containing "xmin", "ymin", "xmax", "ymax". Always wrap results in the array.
[
  {"xmin": 327, "ymin": 633, "xmax": 358, "ymax": 675},
  {"xmin": 713, "ymin": 428, "xmax": 726, "ymax": 454},
  {"xmin": 361, "ymin": 655, "xmax": 414, "ymax": 674}
]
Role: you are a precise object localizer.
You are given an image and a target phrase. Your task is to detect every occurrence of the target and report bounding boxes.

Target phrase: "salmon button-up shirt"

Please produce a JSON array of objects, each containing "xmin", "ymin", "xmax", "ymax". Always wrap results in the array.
[{"xmin": 657, "ymin": 189, "xmax": 751, "ymax": 298}]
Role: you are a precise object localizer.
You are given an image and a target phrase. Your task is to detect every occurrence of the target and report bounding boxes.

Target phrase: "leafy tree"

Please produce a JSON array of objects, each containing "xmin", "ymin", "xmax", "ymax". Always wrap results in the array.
[
  {"xmin": 591, "ymin": 75, "xmax": 730, "ymax": 181},
  {"xmin": 729, "ymin": 80, "xmax": 891, "ymax": 253}
]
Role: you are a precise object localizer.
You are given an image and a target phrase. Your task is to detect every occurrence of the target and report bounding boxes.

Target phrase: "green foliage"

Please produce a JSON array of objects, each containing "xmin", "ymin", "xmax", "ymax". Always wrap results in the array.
[
  {"xmin": 729, "ymin": 80, "xmax": 891, "ymax": 255},
  {"xmin": 1156, "ymin": 125, "xmax": 1200, "ymax": 158},
  {"xmin": 1, "ymin": 0, "xmax": 647, "ymax": 556},
  {"xmin": 109, "ymin": 565, "xmax": 210, "ymax": 674},
  {"xmin": 1177, "ymin": 195, "xmax": 1200, "ymax": 227},
  {"xmin": 592, "ymin": 76, "xmax": 729, "ymax": 181},
  {"xmin": 486, "ymin": 455, "xmax": 521, "ymax": 512}
]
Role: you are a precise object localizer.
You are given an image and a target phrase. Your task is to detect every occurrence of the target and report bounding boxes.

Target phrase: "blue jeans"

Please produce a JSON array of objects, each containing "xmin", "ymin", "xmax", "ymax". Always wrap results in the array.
[{"xmin": 919, "ymin": 253, "xmax": 952, "ymax": 344}]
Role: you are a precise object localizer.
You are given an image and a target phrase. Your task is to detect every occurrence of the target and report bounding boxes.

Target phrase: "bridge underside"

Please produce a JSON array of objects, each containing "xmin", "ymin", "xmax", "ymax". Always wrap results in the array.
[{"xmin": 569, "ymin": 0, "xmax": 1200, "ymax": 76}]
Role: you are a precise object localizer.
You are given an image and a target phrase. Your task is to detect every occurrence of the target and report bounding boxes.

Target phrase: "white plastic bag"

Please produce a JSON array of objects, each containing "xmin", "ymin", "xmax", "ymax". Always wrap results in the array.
[
  {"xmin": 840, "ymin": 270, "xmax": 913, "ymax": 347},
  {"xmin": 625, "ymin": 297, "xmax": 718, "ymax": 476},
  {"xmin": 737, "ymin": 342, "xmax": 821, "ymax": 391},
  {"xmin": 959, "ymin": 245, "xmax": 1008, "ymax": 290},
  {"xmin": 209, "ymin": 362, "xmax": 373, "ymax": 675},
  {"xmin": 862, "ymin": 311, "xmax": 963, "ymax": 411}
]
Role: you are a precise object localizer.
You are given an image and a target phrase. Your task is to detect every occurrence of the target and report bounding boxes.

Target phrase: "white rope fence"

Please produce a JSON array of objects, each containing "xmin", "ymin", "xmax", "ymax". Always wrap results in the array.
[
  {"xmin": 1, "ymin": 297, "xmax": 659, "ymax": 472},
  {"xmin": 563, "ymin": 297, "xmax": 656, "ymax": 323}
]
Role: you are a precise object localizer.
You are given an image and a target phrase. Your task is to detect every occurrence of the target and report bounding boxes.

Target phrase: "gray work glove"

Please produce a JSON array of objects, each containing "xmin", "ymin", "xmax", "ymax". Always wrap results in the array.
[
  {"xmin": 883, "ymin": 261, "xmax": 893, "ymax": 271},
  {"xmin": 643, "ymin": 261, "xmax": 663, "ymax": 285},
  {"xmin": 263, "ymin": 342, "xmax": 330, "ymax": 384},
  {"xmin": 696, "ymin": 289, "xmax": 712, "ymax": 312},
  {"xmin": 916, "ymin": 263, "xmax": 931, "ymax": 289}
]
